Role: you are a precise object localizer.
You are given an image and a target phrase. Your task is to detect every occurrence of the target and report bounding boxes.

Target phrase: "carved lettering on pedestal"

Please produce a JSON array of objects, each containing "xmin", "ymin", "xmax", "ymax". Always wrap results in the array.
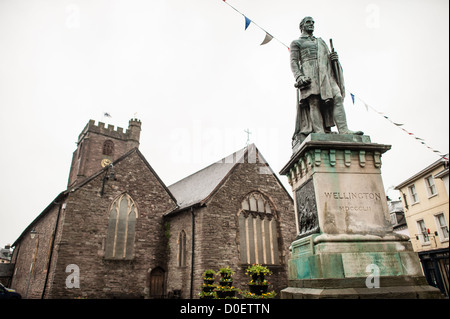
[
  {"xmin": 324, "ymin": 192, "xmax": 381, "ymax": 201},
  {"xmin": 323, "ymin": 191, "xmax": 381, "ymax": 215}
]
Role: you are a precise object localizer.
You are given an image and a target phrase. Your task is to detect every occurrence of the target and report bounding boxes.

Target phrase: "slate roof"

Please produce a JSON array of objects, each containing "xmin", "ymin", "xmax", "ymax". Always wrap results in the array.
[
  {"xmin": 167, "ymin": 143, "xmax": 292, "ymax": 214},
  {"xmin": 167, "ymin": 146, "xmax": 248, "ymax": 211}
]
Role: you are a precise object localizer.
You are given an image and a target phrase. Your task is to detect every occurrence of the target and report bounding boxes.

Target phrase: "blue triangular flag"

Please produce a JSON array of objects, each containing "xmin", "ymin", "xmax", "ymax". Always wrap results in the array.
[
  {"xmin": 244, "ymin": 16, "xmax": 251, "ymax": 30},
  {"xmin": 350, "ymin": 93, "xmax": 355, "ymax": 105}
]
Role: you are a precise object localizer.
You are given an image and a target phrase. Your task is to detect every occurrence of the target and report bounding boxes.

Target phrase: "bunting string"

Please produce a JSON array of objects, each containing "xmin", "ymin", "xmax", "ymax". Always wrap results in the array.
[
  {"xmin": 349, "ymin": 93, "xmax": 448, "ymax": 160},
  {"xmin": 221, "ymin": 0, "xmax": 289, "ymax": 49},
  {"xmin": 219, "ymin": 1, "xmax": 447, "ymax": 161}
]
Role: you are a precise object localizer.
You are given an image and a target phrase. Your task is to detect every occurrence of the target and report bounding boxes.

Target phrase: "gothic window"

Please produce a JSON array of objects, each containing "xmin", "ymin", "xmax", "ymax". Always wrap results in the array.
[
  {"xmin": 105, "ymin": 193, "xmax": 138, "ymax": 259},
  {"xmin": 103, "ymin": 140, "xmax": 114, "ymax": 156},
  {"xmin": 238, "ymin": 192, "xmax": 280, "ymax": 265},
  {"xmin": 178, "ymin": 230, "xmax": 187, "ymax": 267}
]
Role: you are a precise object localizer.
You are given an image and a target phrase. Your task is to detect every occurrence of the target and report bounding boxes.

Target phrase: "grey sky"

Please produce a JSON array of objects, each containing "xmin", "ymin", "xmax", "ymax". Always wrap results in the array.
[{"xmin": 0, "ymin": 0, "xmax": 448, "ymax": 246}]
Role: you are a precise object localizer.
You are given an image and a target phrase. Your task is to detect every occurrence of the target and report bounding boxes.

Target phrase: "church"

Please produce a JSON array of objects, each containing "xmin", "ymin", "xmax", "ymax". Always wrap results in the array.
[{"xmin": 9, "ymin": 119, "xmax": 296, "ymax": 298}]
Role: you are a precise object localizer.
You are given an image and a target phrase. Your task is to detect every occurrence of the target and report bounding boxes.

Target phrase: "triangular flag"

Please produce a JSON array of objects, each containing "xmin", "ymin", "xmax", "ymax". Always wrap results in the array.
[
  {"xmin": 244, "ymin": 16, "xmax": 251, "ymax": 30},
  {"xmin": 350, "ymin": 93, "xmax": 355, "ymax": 105},
  {"xmin": 260, "ymin": 32, "xmax": 273, "ymax": 45}
]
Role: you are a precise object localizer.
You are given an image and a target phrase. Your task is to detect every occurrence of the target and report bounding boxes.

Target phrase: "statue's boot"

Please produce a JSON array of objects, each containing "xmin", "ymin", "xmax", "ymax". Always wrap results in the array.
[{"xmin": 334, "ymin": 99, "xmax": 364, "ymax": 135}]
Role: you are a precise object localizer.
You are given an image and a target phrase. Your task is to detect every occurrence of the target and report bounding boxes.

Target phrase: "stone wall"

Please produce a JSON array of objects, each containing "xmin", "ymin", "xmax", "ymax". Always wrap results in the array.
[
  {"xmin": 11, "ymin": 201, "xmax": 63, "ymax": 299},
  {"xmin": 51, "ymin": 150, "xmax": 176, "ymax": 298},
  {"xmin": 165, "ymin": 209, "xmax": 194, "ymax": 299},
  {"xmin": 13, "ymin": 150, "xmax": 177, "ymax": 298},
  {"xmin": 166, "ymin": 152, "xmax": 296, "ymax": 298}
]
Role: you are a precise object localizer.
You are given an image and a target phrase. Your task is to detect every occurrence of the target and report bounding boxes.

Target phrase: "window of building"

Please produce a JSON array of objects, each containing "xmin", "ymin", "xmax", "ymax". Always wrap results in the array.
[
  {"xmin": 178, "ymin": 230, "xmax": 187, "ymax": 267},
  {"xmin": 424, "ymin": 175, "xmax": 438, "ymax": 197},
  {"xmin": 408, "ymin": 184, "xmax": 419, "ymax": 204},
  {"xmin": 103, "ymin": 140, "xmax": 114, "ymax": 156},
  {"xmin": 435, "ymin": 213, "xmax": 449, "ymax": 242},
  {"xmin": 105, "ymin": 193, "xmax": 137, "ymax": 259},
  {"xmin": 238, "ymin": 192, "xmax": 280, "ymax": 265},
  {"xmin": 416, "ymin": 219, "xmax": 430, "ymax": 244}
]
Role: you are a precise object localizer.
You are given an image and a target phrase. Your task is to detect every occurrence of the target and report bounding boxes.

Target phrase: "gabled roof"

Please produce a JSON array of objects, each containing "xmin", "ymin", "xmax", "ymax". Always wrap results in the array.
[
  {"xmin": 167, "ymin": 147, "xmax": 247, "ymax": 212},
  {"xmin": 395, "ymin": 155, "xmax": 449, "ymax": 190},
  {"xmin": 12, "ymin": 191, "xmax": 66, "ymax": 247},
  {"xmin": 68, "ymin": 148, "xmax": 177, "ymax": 204},
  {"xmin": 13, "ymin": 148, "xmax": 177, "ymax": 247},
  {"xmin": 166, "ymin": 144, "xmax": 291, "ymax": 214}
]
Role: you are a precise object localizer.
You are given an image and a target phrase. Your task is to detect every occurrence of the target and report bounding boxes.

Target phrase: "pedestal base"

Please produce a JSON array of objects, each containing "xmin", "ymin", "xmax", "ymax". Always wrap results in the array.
[
  {"xmin": 281, "ymin": 276, "xmax": 442, "ymax": 299},
  {"xmin": 280, "ymin": 134, "xmax": 443, "ymax": 298},
  {"xmin": 288, "ymin": 234, "xmax": 423, "ymax": 279},
  {"xmin": 281, "ymin": 234, "xmax": 443, "ymax": 299}
]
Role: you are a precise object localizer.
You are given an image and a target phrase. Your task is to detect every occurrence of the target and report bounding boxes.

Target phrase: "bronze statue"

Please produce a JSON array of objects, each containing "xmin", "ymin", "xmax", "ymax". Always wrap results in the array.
[{"xmin": 290, "ymin": 17, "xmax": 363, "ymax": 144}]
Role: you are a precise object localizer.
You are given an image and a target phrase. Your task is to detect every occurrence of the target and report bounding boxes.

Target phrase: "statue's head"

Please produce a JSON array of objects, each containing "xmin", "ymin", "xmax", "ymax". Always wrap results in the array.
[{"xmin": 299, "ymin": 16, "xmax": 315, "ymax": 33}]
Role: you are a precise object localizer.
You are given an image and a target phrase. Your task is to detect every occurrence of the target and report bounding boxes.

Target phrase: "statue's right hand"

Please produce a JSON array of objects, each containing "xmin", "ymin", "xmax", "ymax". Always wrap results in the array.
[{"xmin": 296, "ymin": 76, "xmax": 311, "ymax": 88}]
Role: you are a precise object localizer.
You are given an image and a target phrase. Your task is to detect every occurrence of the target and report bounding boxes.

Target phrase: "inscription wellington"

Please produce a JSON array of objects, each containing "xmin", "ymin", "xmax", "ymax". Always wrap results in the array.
[
  {"xmin": 324, "ymin": 192, "xmax": 382, "ymax": 201},
  {"xmin": 324, "ymin": 191, "xmax": 382, "ymax": 214}
]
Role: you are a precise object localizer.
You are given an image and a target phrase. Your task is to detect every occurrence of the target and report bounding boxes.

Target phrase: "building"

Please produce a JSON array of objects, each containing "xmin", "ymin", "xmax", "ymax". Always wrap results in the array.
[
  {"xmin": 435, "ymin": 161, "xmax": 449, "ymax": 195},
  {"xmin": 165, "ymin": 146, "xmax": 295, "ymax": 298},
  {"xmin": 387, "ymin": 198, "xmax": 409, "ymax": 237},
  {"xmin": 395, "ymin": 156, "xmax": 449, "ymax": 297},
  {"xmin": 0, "ymin": 245, "xmax": 12, "ymax": 264},
  {"xmin": 9, "ymin": 119, "xmax": 296, "ymax": 299},
  {"xmin": 0, "ymin": 245, "xmax": 13, "ymax": 286}
]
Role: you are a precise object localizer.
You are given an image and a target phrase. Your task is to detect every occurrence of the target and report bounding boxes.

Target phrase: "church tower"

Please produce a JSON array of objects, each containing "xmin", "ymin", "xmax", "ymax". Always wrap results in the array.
[{"xmin": 67, "ymin": 118, "xmax": 142, "ymax": 188}]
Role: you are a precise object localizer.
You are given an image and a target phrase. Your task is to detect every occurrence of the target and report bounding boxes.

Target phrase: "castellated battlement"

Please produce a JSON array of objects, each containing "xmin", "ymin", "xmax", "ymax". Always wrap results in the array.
[{"xmin": 78, "ymin": 119, "xmax": 141, "ymax": 143}]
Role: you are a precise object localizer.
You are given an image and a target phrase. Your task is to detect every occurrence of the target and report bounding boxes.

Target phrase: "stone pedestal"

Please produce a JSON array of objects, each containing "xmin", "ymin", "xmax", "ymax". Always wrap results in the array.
[{"xmin": 279, "ymin": 134, "xmax": 442, "ymax": 298}]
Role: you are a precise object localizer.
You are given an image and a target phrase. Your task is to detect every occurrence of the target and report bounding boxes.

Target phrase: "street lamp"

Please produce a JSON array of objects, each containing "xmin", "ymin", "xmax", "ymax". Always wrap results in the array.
[{"xmin": 30, "ymin": 228, "xmax": 38, "ymax": 239}]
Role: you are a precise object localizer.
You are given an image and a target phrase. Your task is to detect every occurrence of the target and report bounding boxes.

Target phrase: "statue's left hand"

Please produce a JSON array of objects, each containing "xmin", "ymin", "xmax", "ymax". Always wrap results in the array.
[{"xmin": 330, "ymin": 52, "xmax": 339, "ymax": 61}]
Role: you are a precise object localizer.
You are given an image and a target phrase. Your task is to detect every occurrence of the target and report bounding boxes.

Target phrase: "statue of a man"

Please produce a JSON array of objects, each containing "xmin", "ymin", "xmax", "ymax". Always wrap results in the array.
[{"xmin": 290, "ymin": 17, "xmax": 362, "ymax": 143}]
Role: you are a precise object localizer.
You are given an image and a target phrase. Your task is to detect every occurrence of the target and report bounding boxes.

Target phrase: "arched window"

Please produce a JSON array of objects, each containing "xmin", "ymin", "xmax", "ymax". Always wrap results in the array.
[
  {"xmin": 178, "ymin": 230, "xmax": 187, "ymax": 267},
  {"xmin": 238, "ymin": 192, "xmax": 280, "ymax": 265},
  {"xmin": 105, "ymin": 193, "xmax": 137, "ymax": 259},
  {"xmin": 103, "ymin": 140, "xmax": 114, "ymax": 156}
]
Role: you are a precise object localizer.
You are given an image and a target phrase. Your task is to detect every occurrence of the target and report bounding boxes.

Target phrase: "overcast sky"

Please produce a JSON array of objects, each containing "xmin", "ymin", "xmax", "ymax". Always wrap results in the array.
[{"xmin": 0, "ymin": 0, "xmax": 448, "ymax": 247}]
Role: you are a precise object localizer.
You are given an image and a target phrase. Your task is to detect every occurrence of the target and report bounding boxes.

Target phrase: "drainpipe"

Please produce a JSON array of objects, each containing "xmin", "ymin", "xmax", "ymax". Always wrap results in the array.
[{"xmin": 189, "ymin": 206, "xmax": 195, "ymax": 299}]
